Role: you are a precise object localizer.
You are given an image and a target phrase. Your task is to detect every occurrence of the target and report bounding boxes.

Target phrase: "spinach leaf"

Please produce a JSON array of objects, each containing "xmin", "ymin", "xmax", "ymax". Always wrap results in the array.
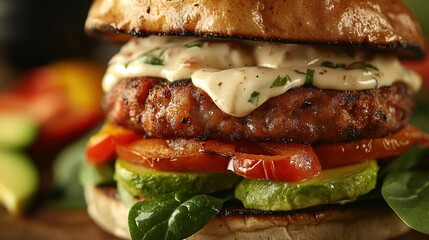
[
  {"xmin": 411, "ymin": 92, "xmax": 429, "ymax": 133},
  {"xmin": 128, "ymin": 193, "xmax": 225, "ymax": 240},
  {"xmin": 117, "ymin": 182, "xmax": 137, "ymax": 207},
  {"xmin": 79, "ymin": 160, "xmax": 115, "ymax": 186},
  {"xmin": 380, "ymin": 146, "xmax": 429, "ymax": 235},
  {"xmin": 382, "ymin": 171, "xmax": 429, "ymax": 234},
  {"xmin": 378, "ymin": 145, "xmax": 424, "ymax": 179}
]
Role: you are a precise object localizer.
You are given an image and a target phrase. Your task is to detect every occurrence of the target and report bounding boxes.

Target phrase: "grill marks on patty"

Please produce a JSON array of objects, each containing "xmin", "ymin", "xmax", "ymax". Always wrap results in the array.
[{"xmin": 104, "ymin": 77, "xmax": 414, "ymax": 144}]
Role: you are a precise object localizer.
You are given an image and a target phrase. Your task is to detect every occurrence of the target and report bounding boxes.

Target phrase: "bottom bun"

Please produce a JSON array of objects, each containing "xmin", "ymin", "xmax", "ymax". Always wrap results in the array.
[{"xmin": 85, "ymin": 185, "xmax": 411, "ymax": 240}]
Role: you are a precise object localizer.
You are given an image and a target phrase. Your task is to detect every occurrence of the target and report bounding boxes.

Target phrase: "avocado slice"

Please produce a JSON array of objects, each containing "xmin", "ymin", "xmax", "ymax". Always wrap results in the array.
[
  {"xmin": 235, "ymin": 160, "xmax": 378, "ymax": 211},
  {"xmin": 115, "ymin": 159, "xmax": 242, "ymax": 198},
  {"xmin": 79, "ymin": 160, "xmax": 115, "ymax": 187},
  {"xmin": 0, "ymin": 112, "xmax": 38, "ymax": 149},
  {"xmin": 0, "ymin": 150, "xmax": 38, "ymax": 215},
  {"xmin": 117, "ymin": 182, "xmax": 137, "ymax": 207}
]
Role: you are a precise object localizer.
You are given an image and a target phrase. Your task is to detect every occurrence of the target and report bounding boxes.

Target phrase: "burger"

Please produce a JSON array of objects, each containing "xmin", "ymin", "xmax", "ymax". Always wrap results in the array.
[{"xmin": 82, "ymin": 0, "xmax": 429, "ymax": 239}]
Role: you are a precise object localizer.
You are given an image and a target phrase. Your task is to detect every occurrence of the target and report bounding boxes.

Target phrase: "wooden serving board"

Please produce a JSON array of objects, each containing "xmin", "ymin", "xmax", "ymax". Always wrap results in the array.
[
  {"xmin": 0, "ymin": 207, "xmax": 120, "ymax": 240},
  {"xmin": 1, "ymin": 205, "xmax": 428, "ymax": 240}
]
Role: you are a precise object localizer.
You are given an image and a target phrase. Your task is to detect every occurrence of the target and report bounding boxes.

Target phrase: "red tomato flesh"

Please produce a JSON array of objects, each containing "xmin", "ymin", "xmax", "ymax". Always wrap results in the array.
[
  {"xmin": 229, "ymin": 143, "xmax": 321, "ymax": 182},
  {"xmin": 116, "ymin": 139, "xmax": 231, "ymax": 173},
  {"xmin": 314, "ymin": 125, "xmax": 429, "ymax": 169},
  {"xmin": 402, "ymin": 43, "xmax": 429, "ymax": 93},
  {"xmin": 115, "ymin": 139, "xmax": 321, "ymax": 182},
  {"xmin": 85, "ymin": 123, "xmax": 141, "ymax": 165},
  {"xmin": 85, "ymin": 124, "xmax": 429, "ymax": 182}
]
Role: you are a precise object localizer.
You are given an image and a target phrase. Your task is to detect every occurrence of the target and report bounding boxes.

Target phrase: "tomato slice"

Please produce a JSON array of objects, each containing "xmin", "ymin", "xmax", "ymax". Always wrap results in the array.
[
  {"xmin": 314, "ymin": 125, "xmax": 429, "ymax": 169},
  {"xmin": 116, "ymin": 139, "xmax": 231, "ymax": 173},
  {"xmin": 85, "ymin": 123, "xmax": 142, "ymax": 165},
  {"xmin": 88, "ymin": 123, "xmax": 429, "ymax": 182},
  {"xmin": 116, "ymin": 138, "xmax": 321, "ymax": 182},
  {"xmin": 229, "ymin": 143, "xmax": 321, "ymax": 182},
  {"xmin": 402, "ymin": 44, "xmax": 429, "ymax": 93}
]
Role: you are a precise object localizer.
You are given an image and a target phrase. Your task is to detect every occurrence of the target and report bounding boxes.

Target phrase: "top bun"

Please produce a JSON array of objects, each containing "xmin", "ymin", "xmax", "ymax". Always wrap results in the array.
[{"xmin": 85, "ymin": 0, "xmax": 425, "ymax": 58}]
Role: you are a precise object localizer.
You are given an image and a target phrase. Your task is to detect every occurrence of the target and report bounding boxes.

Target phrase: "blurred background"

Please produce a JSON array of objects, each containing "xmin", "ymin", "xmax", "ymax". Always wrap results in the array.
[
  {"xmin": 0, "ymin": 0, "xmax": 94, "ymax": 73},
  {"xmin": 0, "ymin": 0, "xmax": 427, "ymax": 239},
  {"xmin": 0, "ymin": 0, "xmax": 120, "ymax": 81},
  {"xmin": 0, "ymin": 0, "xmax": 118, "ymax": 186},
  {"xmin": 0, "ymin": 1, "xmax": 122, "ymax": 238},
  {"xmin": 405, "ymin": 0, "xmax": 429, "ymax": 38}
]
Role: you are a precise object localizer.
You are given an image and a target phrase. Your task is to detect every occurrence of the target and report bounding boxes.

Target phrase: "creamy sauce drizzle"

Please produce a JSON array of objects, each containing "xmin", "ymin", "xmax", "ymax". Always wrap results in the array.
[{"xmin": 103, "ymin": 36, "xmax": 421, "ymax": 117}]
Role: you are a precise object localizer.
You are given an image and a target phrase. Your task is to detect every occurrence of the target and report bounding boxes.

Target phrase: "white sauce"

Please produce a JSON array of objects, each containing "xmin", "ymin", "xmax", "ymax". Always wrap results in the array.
[{"xmin": 103, "ymin": 36, "xmax": 421, "ymax": 117}]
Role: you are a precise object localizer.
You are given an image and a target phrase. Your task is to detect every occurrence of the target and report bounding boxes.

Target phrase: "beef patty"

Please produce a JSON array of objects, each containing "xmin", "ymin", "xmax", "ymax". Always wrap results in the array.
[{"xmin": 104, "ymin": 77, "xmax": 413, "ymax": 144}]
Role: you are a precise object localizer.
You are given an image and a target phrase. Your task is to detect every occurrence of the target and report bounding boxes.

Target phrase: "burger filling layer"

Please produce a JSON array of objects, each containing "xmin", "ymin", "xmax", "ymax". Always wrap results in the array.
[
  {"xmin": 84, "ymin": 36, "xmax": 429, "ymax": 240},
  {"xmin": 103, "ymin": 36, "xmax": 421, "ymax": 117}
]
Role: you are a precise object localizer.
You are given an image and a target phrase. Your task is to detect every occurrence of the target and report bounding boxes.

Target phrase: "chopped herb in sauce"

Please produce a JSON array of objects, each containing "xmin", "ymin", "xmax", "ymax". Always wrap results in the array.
[
  {"xmin": 295, "ymin": 70, "xmax": 306, "ymax": 75},
  {"xmin": 321, "ymin": 61, "xmax": 347, "ymax": 69},
  {"xmin": 126, "ymin": 47, "xmax": 166, "ymax": 67},
  {"xmin": 185, "ymin": 41, "xmax": 203, "ymax": 48},
  {"xmin": 143, "ymin": 55, "xmax": 165, "ymax": 65},
  {"xmin": 248, "ymin": 91, "xmax": 260, "ymax": 106},
  {"xmin": 347, "ymin": 62, "xmax": 379, "ymax": 71},
  {"xmin": 305, "ymin": 69, "xmax": 315, "ymax": 85},
  {"xmin": 321, "ymin": 61, "xmax": 379, "ymax": 71},
  {"xmin": 373, "ymin": 78, "xmax": 379, "ymax": 88},
  {"xmin": 270, "ymin": 75, "xmax": 291, "ymax": 88}
]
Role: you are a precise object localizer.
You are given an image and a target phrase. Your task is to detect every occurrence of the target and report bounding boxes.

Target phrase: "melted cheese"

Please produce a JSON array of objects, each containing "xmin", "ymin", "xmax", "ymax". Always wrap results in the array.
[{"xmin": 103, "ymin": 36, "xmax": 421, "ymax": 117}]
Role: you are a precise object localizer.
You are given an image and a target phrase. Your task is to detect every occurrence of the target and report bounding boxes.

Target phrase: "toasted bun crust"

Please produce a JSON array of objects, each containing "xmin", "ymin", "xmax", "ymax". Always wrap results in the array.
[
  {"xmin": 85, "ymin": 185, "xmax": 411, "ymax": 240},
  {"xmin": 85, "ymin": 0, "xmax": 425, "ymax": 58}
]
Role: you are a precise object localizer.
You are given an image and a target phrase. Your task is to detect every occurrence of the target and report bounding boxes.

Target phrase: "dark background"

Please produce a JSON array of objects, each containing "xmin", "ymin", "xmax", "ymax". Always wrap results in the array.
[
  {"xmin": 0, "ymin": 0, "xmax": 426, "ymax": 76},
  {"xmin": 0, "ymin": 0, "xmax": 94, "ymax": 71}
]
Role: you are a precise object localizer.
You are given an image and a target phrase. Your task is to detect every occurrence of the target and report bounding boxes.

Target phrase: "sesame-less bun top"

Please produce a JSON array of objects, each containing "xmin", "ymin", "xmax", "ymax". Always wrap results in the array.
[{"xmin": 85, "ymin": 0, "xmax": 426, "ymax": 58}]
